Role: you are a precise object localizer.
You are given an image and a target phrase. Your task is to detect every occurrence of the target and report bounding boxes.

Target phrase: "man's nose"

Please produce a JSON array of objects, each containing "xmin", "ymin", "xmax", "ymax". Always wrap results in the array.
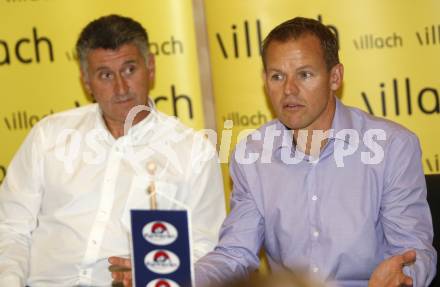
[
  {"xmin": 114, "ymin": 74, "xmax": 129, "ymax": 95},
  {"xmin": 283, "ymin": 76, "xmax": 299, "ymax": 96}
]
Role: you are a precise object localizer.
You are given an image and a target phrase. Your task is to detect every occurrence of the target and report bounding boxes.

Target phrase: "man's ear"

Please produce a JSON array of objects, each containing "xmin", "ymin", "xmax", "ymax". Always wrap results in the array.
[
  {"xmin": 146, "ymin": 53, "xmax": 156, "ymax": 83},
  {"xmin": 330, "ymin": 63, "xmax": 344, "ymax": 91},
  {"xmin": 80, "ymin": 69, "xmax": 92, "ymax": 95},
  {"xmin": 262, "ymin": 69, "xmax": 268, "ymax": 90}
]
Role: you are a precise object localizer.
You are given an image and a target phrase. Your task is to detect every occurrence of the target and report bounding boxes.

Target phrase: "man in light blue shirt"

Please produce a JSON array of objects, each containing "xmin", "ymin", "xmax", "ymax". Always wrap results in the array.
[
  {"xmin": 110, "ymin": 16, "xmax": 436, "ymax": 287},
  {"xmin": 195, "ymin": 17, "xmax": 436, "ymax": 287}
]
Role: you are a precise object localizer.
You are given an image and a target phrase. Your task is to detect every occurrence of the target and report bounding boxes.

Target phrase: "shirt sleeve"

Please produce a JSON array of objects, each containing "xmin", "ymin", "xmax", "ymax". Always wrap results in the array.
[
  {"xmin": 195, "ymin": 149, "xmax": 264, "ymax": 287},
  {"xmin": 380, "ymin": 131, "xmax": 437, "ymax": 286},
  {"xmin": 0, "ymin": 124, "xmax": 45, "ymax": 286},
  {"xmin": 186, "ymin": 136, "xmax": 227, "ymax": 262}
]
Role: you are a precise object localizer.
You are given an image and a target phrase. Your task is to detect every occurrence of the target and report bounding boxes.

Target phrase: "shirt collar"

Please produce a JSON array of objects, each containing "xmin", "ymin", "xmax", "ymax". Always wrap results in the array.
[
  {"xmin": 273, "ymin": 97, "xmax": 354, "ymax": 152},
  {"xmin": 331, "ymin": 97, "xmax": 354, "ymax": 142},
  {"xmin": 94, "ymin": 99, "xmax": 158, "ymax": 144}
]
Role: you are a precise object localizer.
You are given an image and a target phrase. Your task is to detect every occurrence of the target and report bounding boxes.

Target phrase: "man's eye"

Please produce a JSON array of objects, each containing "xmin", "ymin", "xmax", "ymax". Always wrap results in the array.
[
  {"xmin": 271, "ymin": 74, "xmax": 284, "ymax": 81},
  {"xmin": 299, "ymin": 71, "xmax": 312, "ymax": 79},
  {"xmin": 124, "ymin": 65, "xmax": 136, "ymax": 75},
  {"xmin": 99, "ymin": 72, "xmax": 113, "ymax": 80}
]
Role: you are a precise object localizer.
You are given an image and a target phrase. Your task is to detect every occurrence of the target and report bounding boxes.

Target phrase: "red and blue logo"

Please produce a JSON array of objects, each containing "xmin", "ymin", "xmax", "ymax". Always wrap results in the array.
[
  {"xmin": 143, "ymin": 221, "xmax": 178, "ymax": 246},
  {"xmin": 144, "ymin": 249, "xmax": 180, "ymax": 274},
  {"xmin": 146, "ymin": 278, "xmax": 180, "ymax": 287}
]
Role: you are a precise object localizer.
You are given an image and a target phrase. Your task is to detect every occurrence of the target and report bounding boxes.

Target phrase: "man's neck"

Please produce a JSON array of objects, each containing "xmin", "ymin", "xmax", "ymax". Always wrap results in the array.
[
  {"xmin": 292, "ymin": 129, "xmax": 330, "ymax": 157},
  {"xmin": 292, "ymin": 101, "xmax": 336, "ymax": 156},
  {"xmin": 104, "ymin": 110, "xmax": 150, "ymax": 139}
]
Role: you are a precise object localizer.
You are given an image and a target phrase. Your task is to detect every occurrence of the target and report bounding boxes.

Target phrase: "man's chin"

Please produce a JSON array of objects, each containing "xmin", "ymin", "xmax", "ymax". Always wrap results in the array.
[{"xmin": 279, "ymin": 118, "xmax": 304, "ymax": 131}]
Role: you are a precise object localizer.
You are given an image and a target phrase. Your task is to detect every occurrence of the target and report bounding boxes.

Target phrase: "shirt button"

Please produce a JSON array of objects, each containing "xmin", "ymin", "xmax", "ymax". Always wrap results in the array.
[
  {"xmin": 82, "ymin": 270, "xmax": 88, "ymax": 275},
  {"xmin": 312, "ymin": 195, "xmax": 318, "ymax": 201},
  {"xmin": 312, "ymin": 266, "xmax": 319, "ymax": 273},
  {"xmin": 313, "ymin": 231, "xmax": 319, "ymax": 237},
  {"xmin": 92, "ymin": 240, "xmax": 97, "ymax": 245}
]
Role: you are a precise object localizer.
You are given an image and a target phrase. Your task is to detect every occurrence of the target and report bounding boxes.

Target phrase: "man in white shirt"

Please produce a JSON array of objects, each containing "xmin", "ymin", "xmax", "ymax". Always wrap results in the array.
[{"xmin": 0, "ymin": 14, "xmax": 226, "ymax": 287}]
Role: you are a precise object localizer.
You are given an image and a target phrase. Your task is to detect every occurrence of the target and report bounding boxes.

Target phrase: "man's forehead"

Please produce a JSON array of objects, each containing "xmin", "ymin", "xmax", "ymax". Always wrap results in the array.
[
  {"xmin": 268, "ymin": 34, "xmax": 322, "ymax": 50},
  {"xmin": 86, "ymin": 44, "xmax": 142, "ymax": 68},
  {"xmin": 266, "ymin": 37, "xmax": 323, "ymax": 60}
]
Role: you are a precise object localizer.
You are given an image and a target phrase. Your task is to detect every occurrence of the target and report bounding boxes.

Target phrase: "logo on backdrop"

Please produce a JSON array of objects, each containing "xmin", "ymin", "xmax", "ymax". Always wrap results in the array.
[
  {"xmin": 214, "ymin": 14, "xmax": 339, "ymax": 59},
  {"xmin": 144, "ymin": 250, "xmax": 180, "ymax": 274},
  {"xmin": 215, "ymin": 18, "xmax": 263, "ymax": 59},
  {"xmin": 3, "ymin": 109, "xmax": 54, "ymax": 131},
  {"xmin": 0, "ymin": 165, "xmax": 6, "ymax": 185},
  {"xmin": 415, "ymin": 24, "xmax": 440, "ymax": 46},
  {"xmin": 0, "ymin": 27, "xmax": 54, "ymax": 65},
  {"xmin": 425, "ymin": 154, "xmax": 440, "ymax": 173},
  {"xmin": 146, "ymin": 278, "xmax": 180, "ymax": 287},
  {"xmin": 149, "ymin": 36, "xmax": 184, "ymax": 56},
  {"xmin": 353, "ymin": 32, "xmax": 403, "ymax": 50},
  {"xmin": 143, "ymin": 221, "xmax": 178, "ymax": 246},
  {"xmin": 360, "ymin": 77, "xmax": 440, "ymax": 116},
  {"xmin": 352, "ymin": 23, "xmax": 440, "ymax": 50},
  {"xmin": 153, "ymin": 85, "xmax": 194, "ymax": 119},
  {"xmin": 222, "ymin": 110, "xmax": 268, "ymax": 127}
]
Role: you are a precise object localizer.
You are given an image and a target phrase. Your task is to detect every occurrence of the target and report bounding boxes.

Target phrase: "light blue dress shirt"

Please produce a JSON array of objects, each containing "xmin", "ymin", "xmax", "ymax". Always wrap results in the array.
[{"xmin": 196, "ymin": 99, "xmax": 436, "ymax": 287}]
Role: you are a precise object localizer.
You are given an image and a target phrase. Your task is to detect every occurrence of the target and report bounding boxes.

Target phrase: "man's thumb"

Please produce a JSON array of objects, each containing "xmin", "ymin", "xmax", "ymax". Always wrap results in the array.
[{"xmin": 401, "ymin": 250, "xmax": 416, "ymax": 265}]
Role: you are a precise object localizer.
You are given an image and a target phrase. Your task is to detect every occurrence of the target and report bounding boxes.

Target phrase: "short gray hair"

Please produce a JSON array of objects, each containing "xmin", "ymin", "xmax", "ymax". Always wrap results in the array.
[{"xmin": 76, "ymin": 14, "xmax": 149, "ymax": 75}]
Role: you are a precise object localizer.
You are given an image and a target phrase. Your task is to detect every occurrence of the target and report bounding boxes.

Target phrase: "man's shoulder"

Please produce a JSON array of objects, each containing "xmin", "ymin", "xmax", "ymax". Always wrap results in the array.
[
  {"xmin": 36, "ymin": 104, "xmax": 97, "ymax": 130},
  {"xmin": 153, "ymin": 111, "xmax": 195, "ymax": 142},
  {"xmin": 12, "ymin": 104, "xmax": 97, "ymax": 155},
  {"xmin": 153, "ymin": 111, "xmax": 217, "ymax": 153},
  {"xmin": 344, "ymin": 104, "xmax": 418, "ymax": 141},
  {"xmin": 154, "ymin": 111, "xmax": 192, "ymax": 134}
]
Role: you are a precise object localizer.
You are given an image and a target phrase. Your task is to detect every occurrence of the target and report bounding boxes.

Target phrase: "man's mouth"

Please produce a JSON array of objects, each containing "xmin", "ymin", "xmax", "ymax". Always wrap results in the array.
[
  {"xmin": 283, "ymin": 103, "xmax": 304, "ymax": 110},
  {"xmin": 114, "ymin": 96, "xmax": 133, "ymax": 104}
]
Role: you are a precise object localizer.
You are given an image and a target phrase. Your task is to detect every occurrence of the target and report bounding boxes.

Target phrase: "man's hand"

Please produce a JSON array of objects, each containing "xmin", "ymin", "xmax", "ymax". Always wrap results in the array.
[
  {"xmin": 369, "ymin": 250, "xmax": 416, "ymax": 287},
  {"xmin": 108, "ymin": 256, "xmax": 133, "ymax": 287}
]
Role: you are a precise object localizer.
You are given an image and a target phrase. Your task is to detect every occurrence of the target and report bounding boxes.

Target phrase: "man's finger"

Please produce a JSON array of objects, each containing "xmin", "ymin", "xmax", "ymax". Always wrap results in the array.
[
  {"xmin": 403, "ymin": 275, "xmax": 413, "ymax": 286},
  {"xmin": 123, "ymin": 277, "xmax": 133, "ymax": 287},
  {"xmin": 401, "ymin": 250, "xmax": 416, "ymax": 265},
  {"xmin": 111, "ymin": 271, "xmax": 124, "ymax": 282},
  {"xmin": 108, "ymin": 256, "xmax": 132, "ymax": 268},
  {"xmin": 109, "ymin": 265, "xmax": 132, "ymax": 272}
]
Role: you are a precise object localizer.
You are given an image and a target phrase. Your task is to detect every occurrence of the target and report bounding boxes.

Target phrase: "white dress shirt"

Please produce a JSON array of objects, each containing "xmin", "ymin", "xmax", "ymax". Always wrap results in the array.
[{"xmin": 0, "ymin": 103, "xmax": 226, "ymax": 287}]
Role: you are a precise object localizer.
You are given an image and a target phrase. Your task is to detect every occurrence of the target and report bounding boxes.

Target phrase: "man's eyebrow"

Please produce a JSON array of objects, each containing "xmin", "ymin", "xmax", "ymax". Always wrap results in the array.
[
  {"xmin": 295, "ymin": 65, "xmax": 313, "ymax": 70},
  {"xmin": 94, "ymin": 66, "xmax": 110, "ymax": 73},
  {"xmin": 266, "ymin": 68, "xmax": 283, "ymax": 73},
  {"xmin": 123, "ymin": 60, "xmax": 137, "ymax": 65},
  {"xmin": 266, "ymin": 65, "xmax": 314, "ymax": 73},
  {"xmin": 93, "ymin": 60, "xmax": 138, "ymax": 72}
]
